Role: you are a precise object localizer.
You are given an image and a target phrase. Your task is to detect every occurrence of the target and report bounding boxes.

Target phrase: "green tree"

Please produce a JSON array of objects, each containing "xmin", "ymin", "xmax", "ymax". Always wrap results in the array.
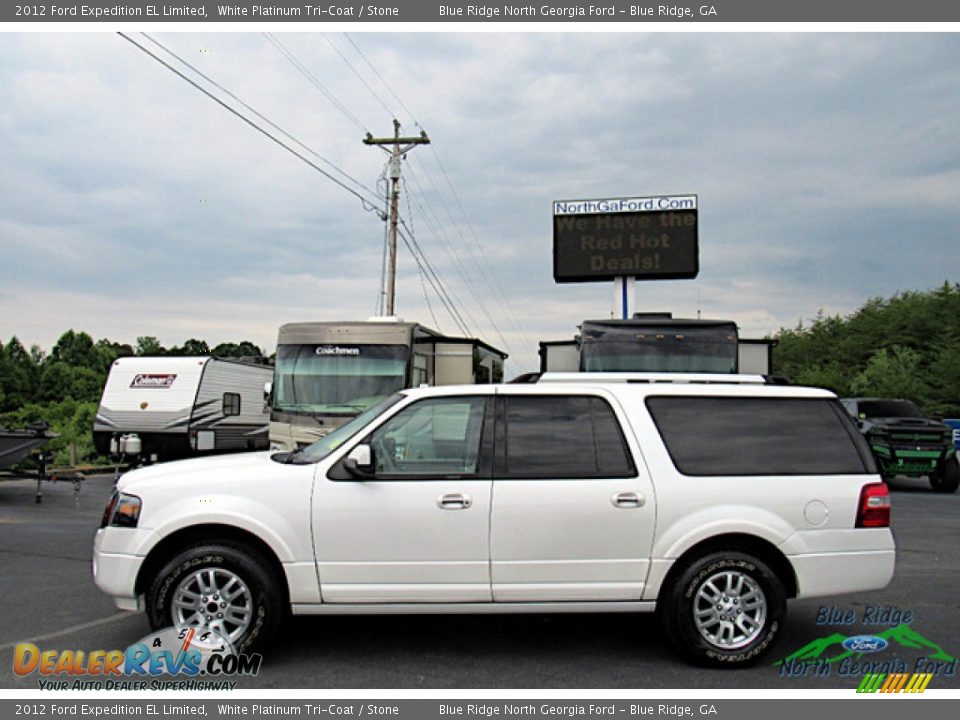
[
  {"xmin": 211, "ymin": 341, "xmax": 263, "ymax": 358},
  {"xmin": 95, "ymin": 339, "xmax": 134, "ymax": 374},
  {"xmin": 170, "ymin": 338, "xmax": 210, "ymax": 356},
  {"xmin": 0, "ymin": 336, "xmax": 40, "ymax": 411},
  {"xmin": 136, "ymin": 336, "xmax": 165, "ymax": 356},
  {"xmin": 849, "ymin": 346, "xmax": 930, "ymax": 403},
  {"xmin": 37, "ymin": 361, "xmax": 104, "ymax": 404},
  {"xmin": 49, "ymin": 330, "xmax": 98, "ymax": 368}
]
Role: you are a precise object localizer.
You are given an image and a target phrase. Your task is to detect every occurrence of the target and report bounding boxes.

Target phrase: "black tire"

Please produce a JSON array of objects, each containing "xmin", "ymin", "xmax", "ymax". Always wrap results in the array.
[
  {"xmin": 146, "ymin": 543, "xmax": 285, "ymax": 654},
  {"xmin": 660, "ymin": 551, "xmax": 786, "ymax": 667},
  {"xmin": 931, "ymin": 458, "xmax": 960, "ymax": 493}
]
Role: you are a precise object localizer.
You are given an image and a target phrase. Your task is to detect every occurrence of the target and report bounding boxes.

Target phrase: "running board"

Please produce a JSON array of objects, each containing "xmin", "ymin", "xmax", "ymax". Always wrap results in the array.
[{"xmin": 291, "ymin": 601, "xmax": 657, "ymax": 615}]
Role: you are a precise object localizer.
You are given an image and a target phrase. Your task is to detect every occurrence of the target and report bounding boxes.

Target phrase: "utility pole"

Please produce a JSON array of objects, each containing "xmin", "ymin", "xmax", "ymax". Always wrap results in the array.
[{"xmin": 364, "ymin": 119, "xmax": 430, "ymax": 316}]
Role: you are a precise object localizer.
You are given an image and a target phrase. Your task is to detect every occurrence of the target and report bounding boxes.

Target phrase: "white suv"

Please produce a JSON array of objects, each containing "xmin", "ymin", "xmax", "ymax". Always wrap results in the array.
[{"xmin": 93, "ymin": 373, "xmax": 895, "ymax": 666}]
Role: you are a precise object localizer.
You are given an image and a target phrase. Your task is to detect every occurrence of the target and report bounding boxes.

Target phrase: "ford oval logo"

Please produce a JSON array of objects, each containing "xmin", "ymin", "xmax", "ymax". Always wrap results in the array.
[{"xmin": 842, "ymin": 635, "xmax": 889, "ymax": 653}]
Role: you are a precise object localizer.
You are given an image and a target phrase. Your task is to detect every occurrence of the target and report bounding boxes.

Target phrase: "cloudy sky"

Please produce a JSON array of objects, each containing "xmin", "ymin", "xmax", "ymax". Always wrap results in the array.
[{"xmin": 1, "ymin": 31, "xmax": 959, "ymax": 373}]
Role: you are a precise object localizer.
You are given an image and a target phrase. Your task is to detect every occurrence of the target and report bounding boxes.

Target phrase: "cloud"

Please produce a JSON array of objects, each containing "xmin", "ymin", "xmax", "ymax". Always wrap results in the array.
[{"xmin": 1, "ymin": 32, "xmax": 959, "ymax": 375}]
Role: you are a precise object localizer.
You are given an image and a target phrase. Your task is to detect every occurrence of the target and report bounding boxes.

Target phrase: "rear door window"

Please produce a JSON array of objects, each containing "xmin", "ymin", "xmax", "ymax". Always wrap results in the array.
[
  {"xmin": 646, "ymin": 396, "xmax": 874, "ymax": 476},
  {"xmin": 502, "ymin": 396, "xmax": 636, "ymax": 479}
]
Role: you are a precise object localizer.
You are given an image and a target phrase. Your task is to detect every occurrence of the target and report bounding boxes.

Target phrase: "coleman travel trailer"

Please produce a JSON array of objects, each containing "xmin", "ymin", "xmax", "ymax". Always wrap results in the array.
[{"xmin": 93, "ymin": 356, "xmax": 273, "ymax": 463}]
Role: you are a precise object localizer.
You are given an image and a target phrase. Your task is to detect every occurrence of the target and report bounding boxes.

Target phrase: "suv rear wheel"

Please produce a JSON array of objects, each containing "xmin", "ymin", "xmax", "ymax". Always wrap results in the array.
[
  {"xmin": 146, "ymin": 543, "xmax": 284, "ymax": 654},
  {"xmin": 660, "ymin": 551, "xmax": 786, "ymax": 667}
]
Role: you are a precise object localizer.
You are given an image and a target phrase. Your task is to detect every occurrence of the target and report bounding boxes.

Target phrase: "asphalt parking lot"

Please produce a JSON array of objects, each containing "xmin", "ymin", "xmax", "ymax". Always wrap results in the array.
[{"xmin": 0, "ymin": 471, "xmax": 957, "ymax": 690}]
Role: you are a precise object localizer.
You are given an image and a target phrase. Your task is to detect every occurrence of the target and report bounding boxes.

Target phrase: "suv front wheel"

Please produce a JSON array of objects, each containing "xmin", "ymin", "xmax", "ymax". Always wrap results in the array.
[
  {"xmin": 146, "ymin": 543, "xmax": 284, "ymax": 654},
  {"xmin": 930, "ymin": 458, "xmax": 960, "ymax": 493},
  {"xmin": 660, "ymin": 551, "xmax": 786, "ymax": 667}
]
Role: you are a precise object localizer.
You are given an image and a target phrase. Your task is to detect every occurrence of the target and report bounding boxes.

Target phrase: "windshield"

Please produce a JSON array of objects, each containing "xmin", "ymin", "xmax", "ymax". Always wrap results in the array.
[
  {"xmin": 581, "ymin": 342, "xmax": 737, "ymax": 373},
  {"xmin": 293, "ymin": 394, "xmax": 405, "ymax": 464},
  {"xmin": 273, "ymin": 344, "xmax": 409, "ymax": 416},
  {"xmin": 859, "ymin": 400, "xmax": 924, "ymax": 419}
]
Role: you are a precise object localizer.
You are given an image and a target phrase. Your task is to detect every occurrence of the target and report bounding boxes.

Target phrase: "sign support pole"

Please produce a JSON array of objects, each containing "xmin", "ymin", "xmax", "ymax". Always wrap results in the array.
[{"xmin": 613, "ymin": 276, "xmax": 636, "ymax": 319}]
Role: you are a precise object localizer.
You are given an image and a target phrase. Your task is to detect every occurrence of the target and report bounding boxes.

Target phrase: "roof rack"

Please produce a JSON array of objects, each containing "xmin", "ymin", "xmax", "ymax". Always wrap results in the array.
[{"xmin": 538, "ymin": 372, "xmax": 768, "ymax": 385}]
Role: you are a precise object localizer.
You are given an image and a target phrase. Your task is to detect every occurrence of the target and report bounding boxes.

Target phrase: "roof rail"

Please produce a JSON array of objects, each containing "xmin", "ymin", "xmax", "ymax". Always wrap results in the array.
[{"xmin": 538, "ymin": 372, "xmax": 768, "ymax": 385}]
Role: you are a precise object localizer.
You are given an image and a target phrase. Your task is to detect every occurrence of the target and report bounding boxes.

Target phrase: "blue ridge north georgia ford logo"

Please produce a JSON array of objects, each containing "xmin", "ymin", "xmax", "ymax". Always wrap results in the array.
[{"xmin": 841, "ymin": 636, "xmax": 890, "ymax": 654}]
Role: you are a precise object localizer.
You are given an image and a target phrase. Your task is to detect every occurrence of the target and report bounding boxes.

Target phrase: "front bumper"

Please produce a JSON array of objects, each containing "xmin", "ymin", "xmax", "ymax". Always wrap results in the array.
[
  {"xmin": 871, "ymin": 443, "xmax": 953, "ymax": 477},
  {"xmin": 92, "ymin": 528, "xmax": 153, "ymax": 611}
]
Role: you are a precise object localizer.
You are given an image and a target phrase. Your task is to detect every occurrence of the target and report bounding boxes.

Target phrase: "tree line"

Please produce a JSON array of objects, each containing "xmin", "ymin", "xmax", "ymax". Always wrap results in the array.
[
  {"xmin": 773, "ymin": 282, "xmax": 960, "ymax": 417},
  {"xmin": 0, "ymin": 331, "xmax": 265, "ymax": 467},
  {"xmin": 4, "ymin": 282, "xmax": 959, "ymax": 467}
]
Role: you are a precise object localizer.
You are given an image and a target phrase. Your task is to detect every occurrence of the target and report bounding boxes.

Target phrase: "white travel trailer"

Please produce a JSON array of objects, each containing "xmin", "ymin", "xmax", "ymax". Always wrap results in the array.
[{"xmin": 93, "ymin": 357, "xmax": 273, "ymax": 463}]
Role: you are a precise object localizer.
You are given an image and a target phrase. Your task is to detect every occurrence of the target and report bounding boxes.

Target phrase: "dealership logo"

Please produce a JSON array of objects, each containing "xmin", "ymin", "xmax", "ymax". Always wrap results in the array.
[
  {"xmin": 13, "ymin": 626, "xmax": 261, "ymax": 691},
  {"xmin": 841, "ymin": 636, "xmax": 889, "ymax": 654},
  {"xmin": 130, "ymin": 373, "xmax": 176, "ymax": 388},
  {"xmin": 775, "ymin": 608, "xmax": 956, "ymax": 682},
  {"xmin": 857, "ymin": 672, "xmax": 934, "ymax": 693}
]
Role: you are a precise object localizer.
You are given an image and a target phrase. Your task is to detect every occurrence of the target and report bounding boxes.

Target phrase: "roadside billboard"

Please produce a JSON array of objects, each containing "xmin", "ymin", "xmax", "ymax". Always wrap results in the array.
[{"xmin": 552, "ymin": 194, "xmax": 699, "ymax": 282}]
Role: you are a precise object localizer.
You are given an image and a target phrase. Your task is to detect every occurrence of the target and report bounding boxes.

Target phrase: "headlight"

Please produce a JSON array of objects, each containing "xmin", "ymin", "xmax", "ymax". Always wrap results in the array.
[{"xmin": 100, "ymin": 491, "xmax": 142, "ymax": 528}]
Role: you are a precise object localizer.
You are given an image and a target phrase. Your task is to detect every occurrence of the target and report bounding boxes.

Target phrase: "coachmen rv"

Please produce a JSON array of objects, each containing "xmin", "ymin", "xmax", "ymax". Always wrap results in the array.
[
  {"xmin": 268, "ymin": 318, "xmax": 507, "ymax": 451},
  {"xmin": 93, "ymin": 356, "xmax": 273, "ymax": 463}
]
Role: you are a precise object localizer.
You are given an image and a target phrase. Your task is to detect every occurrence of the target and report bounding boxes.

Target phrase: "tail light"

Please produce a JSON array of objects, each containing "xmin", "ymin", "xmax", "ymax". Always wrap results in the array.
[{"xmin": 856, "ymin": 482, "xmax": 891, "ymax": 528}]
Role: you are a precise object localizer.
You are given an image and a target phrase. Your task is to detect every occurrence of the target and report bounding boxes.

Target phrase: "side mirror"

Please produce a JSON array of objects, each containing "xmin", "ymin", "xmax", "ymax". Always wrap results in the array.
[
  {"xmin": 343, "ymin": 444, "xmax": 373, "ymax": 478},
  {"xmin": 263, "ymin": 380, "xmax": 273, "ymax": 402}
]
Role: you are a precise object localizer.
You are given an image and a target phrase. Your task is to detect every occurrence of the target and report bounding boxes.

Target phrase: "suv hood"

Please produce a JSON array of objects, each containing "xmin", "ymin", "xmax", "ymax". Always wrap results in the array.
[
  {"xmin": 116, "ymin": 451, "xmax": 282, "ymax": 494},
  {"xmin": 865, "ymin": 417, "xmax": 950, "ymax": 433}
]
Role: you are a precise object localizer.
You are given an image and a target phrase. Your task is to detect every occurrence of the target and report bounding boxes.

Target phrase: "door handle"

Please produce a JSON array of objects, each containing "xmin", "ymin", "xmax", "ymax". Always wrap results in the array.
[
  {"xmin": 612, "ymin": 491, "xmax": 645, "ymax": 508},
  {"xmin": 437, "ymin": 493, "xmax": 472, "ymax": 510}
]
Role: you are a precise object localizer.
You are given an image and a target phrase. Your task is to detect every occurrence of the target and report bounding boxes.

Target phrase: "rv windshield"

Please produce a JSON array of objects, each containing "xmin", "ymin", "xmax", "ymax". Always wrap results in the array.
[
  {"xmin": 273, "ymin": 344, "xmax": 409, "ymax": 416},
  {"xmin": 581, "ymin": 341, "xmax": 737, "ymax": 373},
  {"xmin": 293, "ymin": 394, "xmax": 405, "ymax": 464}
]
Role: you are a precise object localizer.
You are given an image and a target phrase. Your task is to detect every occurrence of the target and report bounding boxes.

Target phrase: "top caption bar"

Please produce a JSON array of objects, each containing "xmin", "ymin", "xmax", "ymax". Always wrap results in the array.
[{"xmin": 6, "ymin": 0, "xmax": 960, "ymax": 23}]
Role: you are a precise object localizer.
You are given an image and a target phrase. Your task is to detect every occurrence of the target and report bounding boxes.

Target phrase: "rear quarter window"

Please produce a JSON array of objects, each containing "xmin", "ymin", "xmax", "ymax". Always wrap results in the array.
[{"xmin": 645, "ymin": 396, "xmax": 875, "ymax": 476}]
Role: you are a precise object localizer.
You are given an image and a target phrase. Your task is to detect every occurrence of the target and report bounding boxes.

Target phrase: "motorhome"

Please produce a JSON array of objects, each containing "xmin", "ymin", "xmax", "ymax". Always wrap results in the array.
[
  {"xmin": 538, "ymin": 313, "xmax": 776, "ymax": 376},
  {"xmin": 269, "ymin": 318, "xmax": 507, "ymax": 451},
  {"xmin": 93, "ymin": 356, "xmax": 273, "ymax": 463}
]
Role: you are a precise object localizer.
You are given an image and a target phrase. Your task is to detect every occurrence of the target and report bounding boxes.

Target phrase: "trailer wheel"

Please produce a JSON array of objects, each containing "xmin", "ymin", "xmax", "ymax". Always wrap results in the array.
[{"xmin": 146, "ymin": 543, "xmax": 284, "ymax": 654}]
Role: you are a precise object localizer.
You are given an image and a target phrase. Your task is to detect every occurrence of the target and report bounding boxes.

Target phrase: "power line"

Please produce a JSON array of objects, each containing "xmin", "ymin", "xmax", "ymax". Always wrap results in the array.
[
  {"xmin": 141, "ymin": 32, "xmax": 380, "ymax": 205},
  {"xmin": 320, "ymin": 33, "xmax": 395, "ymax": 121},
  {"xmin": 398, "ymin": 172, "xmax": 486, "ymax": 335},
  {"xmin": 403, "ymin": 176, "xmax": 440, "ymax": 330},
  {"xmin": 425, "ymin": 147, "xmax": 537, "ymax": 357},
  {"xmin": 342, "ymin": 34, "xmax": 420, "ymax": 128},
  {"xmin": 396, "ymin": 224, "xmax": 471, "ymax": 336},
  {"xmin": 312, "ymin": 33, "xmax": 532, "ymax": 366},
  {"xmin": 263, "ymin": 33, "xmax": 371, "ymax": 135},
  {"xmin": 403, "ymin": 162, "xmax": 514, "ymax": 355},
  {"xmin": 118, "ymin": 32, "xmax": 384, "ymax": 216}
]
